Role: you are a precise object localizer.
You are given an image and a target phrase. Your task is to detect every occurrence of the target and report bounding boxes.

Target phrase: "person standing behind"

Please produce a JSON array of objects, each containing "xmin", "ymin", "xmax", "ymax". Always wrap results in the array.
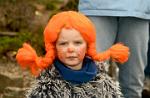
[{"xmin": 78, "ymin": 0, "xmax": 150, "ymax": 98}]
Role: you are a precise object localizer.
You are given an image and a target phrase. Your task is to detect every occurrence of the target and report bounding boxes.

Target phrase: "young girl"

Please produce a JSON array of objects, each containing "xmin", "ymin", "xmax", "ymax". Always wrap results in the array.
[{"xmin": 16, "ymin": 11, "xmax": 129, "ymax": 98}]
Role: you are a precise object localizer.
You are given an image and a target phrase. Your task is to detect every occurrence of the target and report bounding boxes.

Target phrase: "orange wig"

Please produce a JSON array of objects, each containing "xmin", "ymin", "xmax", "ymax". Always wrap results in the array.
[{"xmin": 16, "ymin": 11, "xmax": 129, "ymax": 76}]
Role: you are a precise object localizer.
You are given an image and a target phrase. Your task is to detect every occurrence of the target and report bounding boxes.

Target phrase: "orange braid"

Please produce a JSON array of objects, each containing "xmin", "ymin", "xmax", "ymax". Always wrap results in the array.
[{"xmin": 92, "ymin": 43, "xmax": 129, "ymax": 63}]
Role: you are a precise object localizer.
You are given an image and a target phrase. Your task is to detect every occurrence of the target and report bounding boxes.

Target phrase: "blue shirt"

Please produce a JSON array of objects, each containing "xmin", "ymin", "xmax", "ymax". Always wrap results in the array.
[{"xmin": 78, "ymin": 0, "xmax": 150, "ymax": 19}]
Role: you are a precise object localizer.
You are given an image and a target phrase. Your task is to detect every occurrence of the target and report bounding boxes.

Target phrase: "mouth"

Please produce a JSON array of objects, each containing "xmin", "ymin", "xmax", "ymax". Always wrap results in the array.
[{"xmin": 67, "ymin": 56, "xmax": 77, "ymax": 59}]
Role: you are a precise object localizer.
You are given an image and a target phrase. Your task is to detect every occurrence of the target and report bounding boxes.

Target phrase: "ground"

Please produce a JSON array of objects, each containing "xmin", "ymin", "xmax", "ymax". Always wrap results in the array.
[{"xmin": 0, "ymin": 61, "xmax": 34, "ymax": 98}]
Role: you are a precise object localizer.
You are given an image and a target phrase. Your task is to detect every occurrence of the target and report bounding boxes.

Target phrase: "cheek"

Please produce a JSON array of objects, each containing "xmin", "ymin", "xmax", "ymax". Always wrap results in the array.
[
  {"xmin": 77, "ymin": 46, "xmax": 87, "ymax": 60},
  {"xmin": 56, "ymin": 47, "xmax": 66, "ymax": 59}
]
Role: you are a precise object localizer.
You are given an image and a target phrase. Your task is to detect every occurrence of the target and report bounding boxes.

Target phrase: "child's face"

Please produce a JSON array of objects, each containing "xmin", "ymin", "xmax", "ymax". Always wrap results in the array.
[{"xmin": 56, "ymin": 28, "xmax": 87, "ymax": 70}]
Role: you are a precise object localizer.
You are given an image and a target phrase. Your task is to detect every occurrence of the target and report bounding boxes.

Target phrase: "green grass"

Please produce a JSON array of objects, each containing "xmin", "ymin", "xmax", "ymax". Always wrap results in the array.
[{"xmin": 0, "ymin": 31, "xmax": 44, "ymax": 58}]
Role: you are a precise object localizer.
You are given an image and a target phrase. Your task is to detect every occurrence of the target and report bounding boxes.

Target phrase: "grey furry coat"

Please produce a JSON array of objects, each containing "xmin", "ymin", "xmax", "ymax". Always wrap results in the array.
[{"xmin": 27, "ymin": 62, "xmax": 123, "ymax": 98}]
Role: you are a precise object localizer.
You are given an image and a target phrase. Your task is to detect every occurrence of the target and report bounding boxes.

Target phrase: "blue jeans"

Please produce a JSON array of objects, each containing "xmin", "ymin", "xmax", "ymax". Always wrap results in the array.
[{"xmin": 89, "ymin": 17, "xmax": 149, "ymax": 98}]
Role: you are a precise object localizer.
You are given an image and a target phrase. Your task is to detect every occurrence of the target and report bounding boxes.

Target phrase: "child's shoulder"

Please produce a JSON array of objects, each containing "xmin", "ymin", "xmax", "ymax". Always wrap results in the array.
[
  {"xmin": 26, "ymin": 65, "xmax": 70, "ymax": 98},
  {"xmin": 91, "ymin": 61, "xmax": 122, "ymax": 94},
  {"xmin": 37, "ymin": 64, "xmax": 60, "ymax": 81},
  {"xmin": 94, "ymin": 61, "xmax": 109, "ymax": 73},
  {"xmin": 94, "ymin": 61, "xmax": 118, "ymax": 87}
]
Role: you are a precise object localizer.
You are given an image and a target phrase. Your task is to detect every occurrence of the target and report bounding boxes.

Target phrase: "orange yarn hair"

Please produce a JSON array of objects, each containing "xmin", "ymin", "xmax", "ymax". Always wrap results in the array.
[{"xmin": 16, "ymin": 11, "xmax": 129, "ymax": 76}]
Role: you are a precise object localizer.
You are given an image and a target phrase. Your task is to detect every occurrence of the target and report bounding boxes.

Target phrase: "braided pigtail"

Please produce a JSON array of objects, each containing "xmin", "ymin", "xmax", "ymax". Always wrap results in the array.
[
  {"xmin": 16, "ymin": 43, "xmax": 55, "ymax": 76},
  {"xmin": 88, "ymin": 43, "xmax": 129, "ymax": 63},
  {"xmin": 107, "ymin": 43, "xmax": 129, "ymax": 63}
]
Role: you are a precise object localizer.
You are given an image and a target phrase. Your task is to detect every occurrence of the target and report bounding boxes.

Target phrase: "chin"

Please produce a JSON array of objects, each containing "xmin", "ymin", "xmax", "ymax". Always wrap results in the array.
[
  {"xmin": 66, "ymin": 63, "xmax": 79, "ymax": 67},
  {"xmin": 65, "ymin": 62, "xmax": 80, "ymax": 67}
]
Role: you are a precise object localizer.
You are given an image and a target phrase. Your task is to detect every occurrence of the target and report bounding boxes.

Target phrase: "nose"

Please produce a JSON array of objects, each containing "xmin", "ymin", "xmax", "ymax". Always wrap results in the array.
[{"xmin": 67, "ymin": 45, "xmax": 75, "ymax": 52}]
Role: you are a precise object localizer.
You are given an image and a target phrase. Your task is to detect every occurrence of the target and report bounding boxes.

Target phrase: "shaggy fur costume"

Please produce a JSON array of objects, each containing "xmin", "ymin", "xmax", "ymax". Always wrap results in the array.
[{"xmin": 27, "ymin": 62, "xmax": 123, "ymax": 98}]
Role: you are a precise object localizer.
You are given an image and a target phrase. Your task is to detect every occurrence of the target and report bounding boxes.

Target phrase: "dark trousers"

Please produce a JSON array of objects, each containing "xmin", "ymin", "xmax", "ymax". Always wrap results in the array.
[{"xmin": 145, "ymin": 39, "xmax": 150, "ymax": 78}]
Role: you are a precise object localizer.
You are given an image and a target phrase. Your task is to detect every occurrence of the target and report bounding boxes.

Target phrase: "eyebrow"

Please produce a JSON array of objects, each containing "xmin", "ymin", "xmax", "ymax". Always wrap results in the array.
[{"xmin": 56, "ymin": 40, "xmax": 68, "ymax": 43}]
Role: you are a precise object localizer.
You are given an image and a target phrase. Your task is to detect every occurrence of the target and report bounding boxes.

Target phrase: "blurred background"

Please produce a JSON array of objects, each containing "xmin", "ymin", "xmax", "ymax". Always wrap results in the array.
[
  {"xmin": 0, "ymin": 0, "xmax": 149, "ymax": 98},
  {"xmin": 0, "ymin": 0, "xmax": 78, "ymax": 98}
]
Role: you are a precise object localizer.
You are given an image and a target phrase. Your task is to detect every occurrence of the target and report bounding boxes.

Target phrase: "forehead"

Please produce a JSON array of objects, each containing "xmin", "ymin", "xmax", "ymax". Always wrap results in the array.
[{"xmin": 57, "ymin": 28, "xmax": 84, "ymax": 41}]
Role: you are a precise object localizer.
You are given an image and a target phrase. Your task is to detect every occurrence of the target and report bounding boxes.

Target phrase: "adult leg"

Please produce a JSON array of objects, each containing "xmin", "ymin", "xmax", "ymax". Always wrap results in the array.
[
  {"xmin": 145, "ymin": 38, "xmax": 150, "ymax": 78},
  {"xmin": 88, "ymin": 16, "xmax": 117, "ymax": 52},
  {"xmin": 142, "ymin": 32, "xmax": 150, "ymax": 97},
  {"xmin": 117, "ymin": 17, "xmax": 149, "ymax": 98}
]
